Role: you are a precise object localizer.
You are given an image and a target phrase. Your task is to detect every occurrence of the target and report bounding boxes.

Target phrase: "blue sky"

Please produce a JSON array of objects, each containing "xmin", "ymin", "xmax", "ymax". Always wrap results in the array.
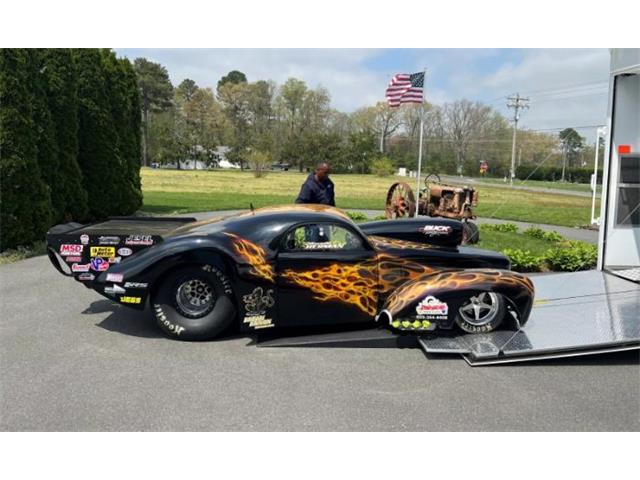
[{"xmin": 116, "ymin": 48, "xmax": 610, "ymax": 138}]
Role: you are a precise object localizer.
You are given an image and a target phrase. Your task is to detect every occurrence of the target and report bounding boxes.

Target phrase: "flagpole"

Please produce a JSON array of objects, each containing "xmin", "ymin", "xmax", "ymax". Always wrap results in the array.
[{"xmin": 414, "ymin": 68, "xmax": 426, "ymax": 218}]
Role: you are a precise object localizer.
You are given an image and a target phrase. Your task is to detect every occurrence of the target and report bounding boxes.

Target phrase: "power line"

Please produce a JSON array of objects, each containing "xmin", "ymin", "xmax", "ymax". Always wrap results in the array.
[{"xmin": 506, "ymin": 94, "xmax": 529, "ymax": 186}]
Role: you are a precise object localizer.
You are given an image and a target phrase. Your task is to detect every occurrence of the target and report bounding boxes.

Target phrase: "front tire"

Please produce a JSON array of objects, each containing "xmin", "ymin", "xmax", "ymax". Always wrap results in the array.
[
  {"xmin": 455, "ymin": 292, "xmax": 505, "ymax": 334},
  {"xmin": 152, "ymin": 265, "xmax": 236, "ymax": 340}
]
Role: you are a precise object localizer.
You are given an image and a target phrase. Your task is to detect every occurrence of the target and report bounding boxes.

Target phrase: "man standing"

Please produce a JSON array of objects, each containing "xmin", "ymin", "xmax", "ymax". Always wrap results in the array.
[{"xmin": 295, "ymin": 162, "xmax": 335, "ymax": 206}]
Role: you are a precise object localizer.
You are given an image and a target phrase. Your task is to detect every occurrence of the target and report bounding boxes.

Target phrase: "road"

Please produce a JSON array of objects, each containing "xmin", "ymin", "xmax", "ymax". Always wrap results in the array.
[{"xmin": 1, "ymin": 255, "xmax": 638, "ymax": 431}]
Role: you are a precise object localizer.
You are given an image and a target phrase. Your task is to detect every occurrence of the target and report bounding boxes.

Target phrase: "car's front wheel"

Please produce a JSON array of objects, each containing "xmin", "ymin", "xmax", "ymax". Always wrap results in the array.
[
  {"xmin": 152, "ymin": 265, "xmax": 236, "ymax": 340},
  {"xmin": 454, "ymin": 291, "xmax": 505, "ymax": 334}
]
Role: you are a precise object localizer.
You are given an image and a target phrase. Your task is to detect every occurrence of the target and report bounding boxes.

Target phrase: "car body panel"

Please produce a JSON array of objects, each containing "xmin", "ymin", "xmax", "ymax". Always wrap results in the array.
[{"xmin": 45, "ymin": 205, "xmax": 534, "ymax": 334}]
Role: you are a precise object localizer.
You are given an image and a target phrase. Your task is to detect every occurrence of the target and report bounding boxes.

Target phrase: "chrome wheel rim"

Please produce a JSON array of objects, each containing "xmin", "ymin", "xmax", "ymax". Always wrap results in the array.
[
  {"xmin": 458, "ymin": 292, "xmax": 499, "ymax": 326},
  {"xmin": 175, "ymin": 278, "xmax": 215, "ymax": 318}
]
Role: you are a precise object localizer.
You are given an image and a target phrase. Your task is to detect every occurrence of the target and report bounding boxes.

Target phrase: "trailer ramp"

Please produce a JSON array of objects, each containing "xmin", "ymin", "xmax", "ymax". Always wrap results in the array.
[{"xmin": 419, "ymin": 270, "xmax": 640, "ymax": 365}]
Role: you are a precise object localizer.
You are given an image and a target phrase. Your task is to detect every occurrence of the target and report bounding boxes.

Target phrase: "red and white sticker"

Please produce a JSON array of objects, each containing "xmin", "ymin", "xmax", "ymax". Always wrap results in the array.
[
  {"xmin": 72, "ymin": 263, "xmax": 90, "ymax": 272},
  {"xmin": 420, "ymin": 225, "xmax": 452, "ymax": 236},
  {"xmin": 106, "ymin": 273, "xmax": 123, "ymax": 283},
  {"xmin": 80, "ymin": 234, "xmax": 89, "ymax": 245},
  {"xmin": 416, "ymin": 296, "xmax": 449, "ymax": 317},
  {"xmin": 60, "ymin": 244, "xmax": 83, "ymax": 256}
]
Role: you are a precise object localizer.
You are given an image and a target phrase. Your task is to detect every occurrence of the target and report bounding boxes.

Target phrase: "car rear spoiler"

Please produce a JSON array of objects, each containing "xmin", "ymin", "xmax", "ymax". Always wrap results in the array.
[{"xmin": 45, "ymin": 216, "xmax": 197, "ymax": 280}]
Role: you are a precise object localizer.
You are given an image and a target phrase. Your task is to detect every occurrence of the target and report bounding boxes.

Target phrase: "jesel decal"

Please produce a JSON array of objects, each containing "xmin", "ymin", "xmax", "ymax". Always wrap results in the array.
[{"xmin": 125, "ymin": 235, "xmax": 153, "ymax": 246}]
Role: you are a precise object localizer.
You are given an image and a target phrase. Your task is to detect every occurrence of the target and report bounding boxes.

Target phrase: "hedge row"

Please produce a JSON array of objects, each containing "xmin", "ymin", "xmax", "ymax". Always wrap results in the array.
[
  {"xmin": 0, "ymin": 49, "xmax": 142, "ymax": 251},
  {"xmin": 515, "ymin": 165, "xmax": 602, "ymax": 183}
]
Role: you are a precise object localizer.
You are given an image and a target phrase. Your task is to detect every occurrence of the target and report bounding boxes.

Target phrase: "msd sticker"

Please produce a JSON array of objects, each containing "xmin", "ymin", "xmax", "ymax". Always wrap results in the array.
[
  {"xmin": 416, "ymin": 295, "xmax": 449, "ymax": 320},
  {"xmin": 60, "ymin": 244, "xmax": 83, "ymax": 256},
  {"xmin": 420, "ymin": 225, "xmax": 452, "ymax": 236}
]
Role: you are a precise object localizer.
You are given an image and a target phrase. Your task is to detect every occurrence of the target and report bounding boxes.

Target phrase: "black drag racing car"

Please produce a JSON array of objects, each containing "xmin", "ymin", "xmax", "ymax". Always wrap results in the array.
[{"xmin": 46, "ymin": 205, "xmax": 534, "ymax": 340}]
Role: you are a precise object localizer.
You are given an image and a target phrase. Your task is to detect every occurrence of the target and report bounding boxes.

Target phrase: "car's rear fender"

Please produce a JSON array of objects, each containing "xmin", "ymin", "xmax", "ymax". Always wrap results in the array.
[{"xmin": 377, "ymin": 269, "xmax": 535, "ymax": 328}]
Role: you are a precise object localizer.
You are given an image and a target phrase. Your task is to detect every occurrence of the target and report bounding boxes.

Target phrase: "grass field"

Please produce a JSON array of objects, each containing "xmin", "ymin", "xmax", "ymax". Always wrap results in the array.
[
  {"xmin": 469, "ymin": 176, "xmax": 601, "ymax": 193},
  {"xmin": 141, "ymin": 168, "xmax": 598, "ymax": 227}
]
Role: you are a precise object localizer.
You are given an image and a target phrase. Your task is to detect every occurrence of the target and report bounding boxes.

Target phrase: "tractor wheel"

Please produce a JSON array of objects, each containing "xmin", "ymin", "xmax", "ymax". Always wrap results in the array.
[
  {"xmin": 385, "ymin": 182, "xmax": 416, "ymax": 219},
  {"xmin": 462, "ymin": 221, "xmax": 480, "ymax": 244}
]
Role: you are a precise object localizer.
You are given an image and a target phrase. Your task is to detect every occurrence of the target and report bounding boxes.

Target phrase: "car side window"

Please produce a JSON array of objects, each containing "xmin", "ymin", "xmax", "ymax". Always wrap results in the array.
[{"xmin": 282, "ymin": 223, "xmax": 365, "ymax": 252}]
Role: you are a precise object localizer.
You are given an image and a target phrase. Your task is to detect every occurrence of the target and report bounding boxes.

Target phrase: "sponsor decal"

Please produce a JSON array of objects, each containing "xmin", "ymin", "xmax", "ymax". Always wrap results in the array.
[
  {"xmin": 242, "ymin": 287, "xmax": 275, "ymax": 330},
  {"xmin": 98, "ymin": 236, "xmax": 120, "ymax": 245},
  {"xmin": 104, "ymin": 284, "xmax": 126, "ymax": 295},
  {"xmin": 90, "ymin": 246, "xmax": 115, "ymax": 258},
  {"xmin": 78, "ymin": 273, "xmax": 95, "ymax": 281},
  {"xmin": 72, "ymin": 263, "xmax": 91, "ymax": 272},
  {"xmin": 124, "ymin": 282, "xmax": 148, "ymax": 289},
  {"xmin": 65, "ymin": 256, "xmax": 83, "ymax": 263},
  {"xmin": 60, "ymin": 244, "xmax": 83, "ymax": 256},
  {"xmin": 117, "ymin": 247, "xmax": 133, "ymax": 257},
  {"xmin": 153, "ymin": 304, "xmax": 185, "ymax": 335},
  {"xmin": 90, "ymin": 257, "xmax": 109, "ymax": 272},
  {"xmin": 120, "ymin": 296, "xmax": 141, "ymax": 304},
  {"xmin": 415, "ymin": 295, "xmax": 448, "ymax": 320},
  {"xmin": 106, "ymin": 273, "xmax": 123, "ymax": 283},
  {"xmin": 125, "ymin": 235, "xmax": 153, "ymax": 246},
  {"xmin": 420, "ymin": 225, "xmax": 452, "ymax": 236},
  {"xmin": 80, "ymin": 234, "xmax": 89, "ymax": 245},
  {"xmin": 108, "ymin": 256, "xmax": 121, "ymax": 264}
]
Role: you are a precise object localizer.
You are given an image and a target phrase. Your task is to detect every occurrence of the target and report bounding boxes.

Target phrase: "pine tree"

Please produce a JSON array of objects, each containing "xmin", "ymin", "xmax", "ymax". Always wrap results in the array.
[
  {"xmin": 0, "ymin": 49, "xmax": 53, "ymax": 250},
  {"xmin": 101, "ymin": 50, "xmax": 142, "ymax": 214},
  {"xmin": 73, "ymin": 48, "xmax": 122, "ymax": 219},
  {"xmin": 40, "ymin": 48, "xmax": 89, "ymax": 222}
]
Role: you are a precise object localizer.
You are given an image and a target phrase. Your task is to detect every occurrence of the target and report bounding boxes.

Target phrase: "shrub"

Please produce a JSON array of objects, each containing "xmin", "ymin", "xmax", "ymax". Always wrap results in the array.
[
  {"xmin": 482, "ymin": 223, "xmax": 518, "ymax": 233},
  {"xmin": 346, "ymin": 211, "xmax": 368, "ymax": 222},
  {"xmin": 371, "ymin": 157, "xmax": 395, "ymax": 177},
  {"xmin": 523, "ymin": 227, "xmax": 564, "ymax": 242},
  {"xmin": 544, "ymin": 241, "xmax": 597, "ymax": 271},
  {"xmin": 247, "ymin": 150, "xmax": 271, "ymax": 178},
  {"xmin": 373, "ymin": 214, "xmax": 388, "ymax": 221},
  {"xmin": 502, "ymin": 248, "xmax": 544, "ymax": 272}
]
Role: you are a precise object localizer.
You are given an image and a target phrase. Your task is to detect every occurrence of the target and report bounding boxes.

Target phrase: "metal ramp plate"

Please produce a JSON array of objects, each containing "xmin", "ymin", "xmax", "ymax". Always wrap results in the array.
[{"xmin": 420, "ymin": 271, "xmax": 640, "ymax": 365}]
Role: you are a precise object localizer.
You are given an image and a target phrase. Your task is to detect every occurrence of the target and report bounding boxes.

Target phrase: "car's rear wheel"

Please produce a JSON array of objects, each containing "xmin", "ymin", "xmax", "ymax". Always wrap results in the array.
[
  {"xmin": 152, "ymin": 265, "xmax": 236, "ymax": 340},
  {"xmin": 455, "ymin": 291, "xmax": 505, "ymax": 333}
]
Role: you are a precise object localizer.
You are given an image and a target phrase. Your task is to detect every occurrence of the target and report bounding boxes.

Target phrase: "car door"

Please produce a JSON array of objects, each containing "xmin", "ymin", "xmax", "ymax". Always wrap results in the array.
[{"xmin": 276, "ymin": 222, "xmax": 379, "ymax": 327}]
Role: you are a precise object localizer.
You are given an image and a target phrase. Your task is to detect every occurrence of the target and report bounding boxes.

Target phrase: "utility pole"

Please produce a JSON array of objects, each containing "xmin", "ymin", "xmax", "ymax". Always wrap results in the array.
[{"xmin": 507, "ymin": 94, "xmax": 529, "ymax": 186}]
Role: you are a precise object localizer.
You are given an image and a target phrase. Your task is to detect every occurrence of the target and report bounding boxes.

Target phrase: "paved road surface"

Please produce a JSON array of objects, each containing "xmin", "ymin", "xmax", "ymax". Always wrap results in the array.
[{"xmin": 1, "ymin": 256, "xmax": 637, "ymax": 431}]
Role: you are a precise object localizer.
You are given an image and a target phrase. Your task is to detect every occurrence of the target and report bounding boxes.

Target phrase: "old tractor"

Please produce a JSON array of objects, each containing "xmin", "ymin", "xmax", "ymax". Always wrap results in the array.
[{"xmin": 384, "ymin": 174, "xmax": 480, "ymax": 244}]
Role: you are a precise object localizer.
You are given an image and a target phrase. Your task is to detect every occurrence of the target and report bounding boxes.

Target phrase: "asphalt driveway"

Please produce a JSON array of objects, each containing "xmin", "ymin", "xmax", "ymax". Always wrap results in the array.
[{"xmin": 1, "ymin": 255, "xmax": 638, "ymax": 431}]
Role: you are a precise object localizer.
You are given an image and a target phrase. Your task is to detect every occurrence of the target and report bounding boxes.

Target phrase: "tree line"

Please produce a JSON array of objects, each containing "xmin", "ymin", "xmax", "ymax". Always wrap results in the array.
[
  {"xmin": 137, "ymin": 60, "xmax": 599, "ymax": 178},
  {"xmin": 0, "ymin": 48, "xmax": 141, "ymax": 250}
]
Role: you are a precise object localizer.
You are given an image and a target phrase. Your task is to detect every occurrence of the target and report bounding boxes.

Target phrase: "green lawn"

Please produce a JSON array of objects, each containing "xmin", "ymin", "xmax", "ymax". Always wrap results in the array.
[
  {"xmin": 141, "ymin": 168, "xmax": 598, "ymax": 228},
  {"xmin": 469, "ymin": 176, "xmax": 601, "ymax": 193},
  {"xmin": 475, "ymin": 230, "xmax": 553, "ymax": 257}
]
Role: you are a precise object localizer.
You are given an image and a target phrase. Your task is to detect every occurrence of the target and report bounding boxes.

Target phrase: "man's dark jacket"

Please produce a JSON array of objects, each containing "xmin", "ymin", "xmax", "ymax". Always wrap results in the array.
[{"xmin": 295, "ymin": 173, "xmax": 335, "ymax": 206}]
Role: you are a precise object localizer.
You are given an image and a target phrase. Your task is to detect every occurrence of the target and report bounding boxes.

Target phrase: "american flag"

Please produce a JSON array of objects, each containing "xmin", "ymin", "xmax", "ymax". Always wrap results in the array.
[{"xmin": 385, "ymin": 72, "xmax": 424, "ymax": 107}]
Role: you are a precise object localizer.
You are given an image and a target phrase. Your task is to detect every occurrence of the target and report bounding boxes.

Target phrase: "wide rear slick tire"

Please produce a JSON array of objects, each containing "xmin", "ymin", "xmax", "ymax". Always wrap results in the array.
[
  {"xmin": 454, "ymin": 292, "xmax": 506, "ymax": 334},
  {"xmin": 152, "ymin": 265, "xmax": 236, "ymax": 341}
]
